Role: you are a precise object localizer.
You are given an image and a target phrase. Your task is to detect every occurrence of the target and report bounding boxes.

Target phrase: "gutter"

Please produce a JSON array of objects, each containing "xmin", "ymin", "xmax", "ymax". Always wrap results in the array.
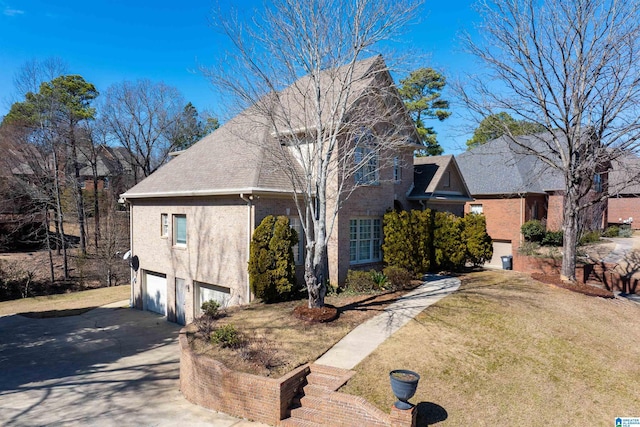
[
  {"xmin": 240, "ymin": 193, "xmax": 253, "ymax": 304},
  {"xmin": 121, "ymin": 187, "xmax": 306, "ymax": 200}
]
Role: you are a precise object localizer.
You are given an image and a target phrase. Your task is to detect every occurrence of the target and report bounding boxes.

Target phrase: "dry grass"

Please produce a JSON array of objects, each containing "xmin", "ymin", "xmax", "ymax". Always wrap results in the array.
[
  {"xmin": 0, "ymin": 285, "xmax": 130, "ymax": 317},
  {"xmin": 340, "ymin": 270, "xmax": 640, "ymax": 426},
  {"xmin": 187, "ymin": 284, "xmax": 423, "ymax": 378}
]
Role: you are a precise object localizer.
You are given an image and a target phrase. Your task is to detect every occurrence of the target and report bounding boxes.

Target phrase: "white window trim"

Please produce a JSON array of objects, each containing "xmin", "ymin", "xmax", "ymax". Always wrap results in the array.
[
  {"xmin": 161, "ymin": 213, "xmax": 169, "ymax": 237},
  {"xmin": 289, "ymin": 217, "xmax": 304, "ymax": 266},
  {"xmin": 173, "ymin": 214, "xmax": 187, "ymax": 247},
  {"xmin": 393, "ymin": 156, "xmax": 402, "ymax": 182},
  {"xmin": 470, "ymin": 204, "xmax": 483, "ymax": 214},
  {"xmin": 349, "ymin": 217, "xmax": 382, "ymax": 264}
]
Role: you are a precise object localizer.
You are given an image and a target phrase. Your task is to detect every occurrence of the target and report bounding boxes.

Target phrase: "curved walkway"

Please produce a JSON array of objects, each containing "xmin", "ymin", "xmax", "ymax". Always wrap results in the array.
[{"xmin": 315, "ymin": 275, "xmax": 460, "ymax": 370}]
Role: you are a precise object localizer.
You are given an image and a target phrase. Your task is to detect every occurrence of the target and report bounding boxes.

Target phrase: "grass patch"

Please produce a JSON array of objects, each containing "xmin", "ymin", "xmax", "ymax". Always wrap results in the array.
[
  {"xmin": 0, "ymin": 285, "xmax": 130, "ymax": 317},
  {"xmin": 187, "ymin": 284, "xmax": 422, "ymax": 378},
  {"xmin": 340, "ymin": 270, "xmax": 640, "ymax": 425}
]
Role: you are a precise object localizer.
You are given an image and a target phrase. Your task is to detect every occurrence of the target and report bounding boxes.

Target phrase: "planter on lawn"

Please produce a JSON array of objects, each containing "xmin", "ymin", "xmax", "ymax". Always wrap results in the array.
[{"xmin": 389, "ymin": 369, "xmax": 420, "ymax": 410}]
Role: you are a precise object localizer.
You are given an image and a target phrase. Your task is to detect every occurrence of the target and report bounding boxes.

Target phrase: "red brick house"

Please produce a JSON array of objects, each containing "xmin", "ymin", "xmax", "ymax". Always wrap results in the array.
[
  {"xmin": 457, "ymin": 133, "xmax": 608, "ymax": 269},
  {"xmin": 607, "ymin": 155, "xmax": 640, "ymax": 229}
]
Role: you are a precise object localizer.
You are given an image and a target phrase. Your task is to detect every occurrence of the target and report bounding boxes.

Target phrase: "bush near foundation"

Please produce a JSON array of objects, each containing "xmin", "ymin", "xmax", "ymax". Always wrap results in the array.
[
  {"xmin": 248, "ymin": 215, "xmax": 298, "ymax": 303},
  {"xmin": 382, "ymin": 210, "xmax": 432, "ymax": 274},
  {"xmin": 434, "ymin": 211, "xmax": 466, "ymax": 271},
  {"xmin": 462, "ymin": 213, "xmax": 493, "ymax": 266}
]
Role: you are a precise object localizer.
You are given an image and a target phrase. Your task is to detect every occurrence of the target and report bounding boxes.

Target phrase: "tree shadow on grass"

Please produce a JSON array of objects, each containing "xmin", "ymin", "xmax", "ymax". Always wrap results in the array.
[{"xmin": 416, "ymin": 401, "xmax": 448, "ymax": 426}]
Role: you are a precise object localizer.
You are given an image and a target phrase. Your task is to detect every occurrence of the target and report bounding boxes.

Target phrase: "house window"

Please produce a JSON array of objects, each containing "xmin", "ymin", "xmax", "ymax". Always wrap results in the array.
[
  {"xmin": 470, "ymin": 204, "xmax": 483, "ymax": 214},
  {"xmin": 594, "ymin": 174, "xmax": 603, "ymax": 193},
  {"xmin": 173, "ymin": 214, "xmax": 187, "ymax": 246},
  {"xmin": 349, "ymin": 218, "xmax": 382, "ymax": 264},
  {"xmin": 79, "ymin": 180, "xmax": 86, "ymax": 189},
  {"xmin": 289, "ymin": 217, "xmax": 304, "ymax": 265},
  {"xmin": 443, "ymin": 171, "xmax": 451, "ymax": 188},
  {"xmin": 393, "ymin": 157, "xmax": 402, "ymax": 182},
  {"xmin": 161, "ymin": 214, "xmax": 169, "ymax": 237},
  {"xmin": 354, "ymin": 132, "xmax": 379, "ymax": 185},
  {"xmin": 103, "ymin": 177, "xmax": 110, "ymax": 190},
  {"xmin": 195, "ymin": 282, "xmax": 230, "ymax": 313}
]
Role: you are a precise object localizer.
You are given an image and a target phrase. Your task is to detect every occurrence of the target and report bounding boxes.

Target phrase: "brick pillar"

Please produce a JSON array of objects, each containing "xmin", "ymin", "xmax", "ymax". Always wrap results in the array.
[{"xmin": 389, "ymin": 405, "xmax": 417, "ymax": 427}]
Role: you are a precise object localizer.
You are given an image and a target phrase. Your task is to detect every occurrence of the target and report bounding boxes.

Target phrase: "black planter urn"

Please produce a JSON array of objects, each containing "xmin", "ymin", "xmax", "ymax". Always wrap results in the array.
[{"xmin": 389, "ymin": 369, "xmax": 420, "ymax": 410}]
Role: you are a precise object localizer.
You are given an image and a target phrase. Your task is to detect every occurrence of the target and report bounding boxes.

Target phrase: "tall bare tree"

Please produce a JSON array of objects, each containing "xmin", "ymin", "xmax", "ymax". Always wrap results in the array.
[
  {"xmin": 459, "ymin": 0, "xmax": 640, "ymax": 281},
  {"xmin": 100, "ymin": 80, "xmax": 187, "ymax": 182},
  {"xmin": 205, "ymin": 0, "xmax": 422, "ymax": 307}
]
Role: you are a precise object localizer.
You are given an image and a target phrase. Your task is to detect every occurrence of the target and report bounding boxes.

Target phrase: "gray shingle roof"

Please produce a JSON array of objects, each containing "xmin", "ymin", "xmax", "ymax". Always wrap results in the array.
[
  {"xmin": 408, "ymin": 155, "xmax": 473, "ymax": 201},
  {"xmin": 457, "ymin": 133, "xmax": 565, "ymax": 196},
  {"xmin": 609, "ymin": 154, "xmax": 640, "ymax": 195},
  {"xmin": 122, "ymin": 56, "xmax": 391, "ymax": 199}
]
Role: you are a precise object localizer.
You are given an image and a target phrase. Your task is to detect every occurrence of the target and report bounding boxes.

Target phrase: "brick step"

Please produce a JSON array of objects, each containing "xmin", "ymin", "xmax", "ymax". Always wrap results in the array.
[
  {"xmin": 279, "ymin": 416, "xmax": 324, "ymax": 427},
  {"xmin": 287, "ymin": 407, "xmax": 327, "ymax": 425},
  {"xmin": 299, "ymin": 384, "xmax": 331, "ymax": 397},
  {"xmin": 297, "ymin": 394, "xmax": 328, "ymax": 411},
  {"xmin": 305, "ymin": 372, "xmax": 342, "ymax": 389}
]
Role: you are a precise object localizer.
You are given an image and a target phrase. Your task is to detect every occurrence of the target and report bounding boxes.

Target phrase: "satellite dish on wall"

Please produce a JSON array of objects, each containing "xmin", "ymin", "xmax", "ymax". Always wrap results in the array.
[
  {"xmin": 131, "ymin": 255, "xmax": 140, "ymax": 272},
  {"xmin": 122, "ymin": 250, "xmax": 132, "ymax": 261}
]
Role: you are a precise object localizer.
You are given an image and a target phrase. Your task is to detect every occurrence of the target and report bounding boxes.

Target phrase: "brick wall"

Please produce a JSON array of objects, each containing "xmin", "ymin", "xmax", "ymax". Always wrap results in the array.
[
  {"xmin": 179, "ymin": 331, "xmax": 309, "ymax": 425},
  {"xmin": 608, "ymin": 197, "xmax": 640, "ymax": 229}
]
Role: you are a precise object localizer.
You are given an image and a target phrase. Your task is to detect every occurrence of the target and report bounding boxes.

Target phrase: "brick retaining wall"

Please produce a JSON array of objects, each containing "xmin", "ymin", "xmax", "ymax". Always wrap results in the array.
[{"xmin": 179, "ymin": 330, "xmax": 308, "ymax": 425}]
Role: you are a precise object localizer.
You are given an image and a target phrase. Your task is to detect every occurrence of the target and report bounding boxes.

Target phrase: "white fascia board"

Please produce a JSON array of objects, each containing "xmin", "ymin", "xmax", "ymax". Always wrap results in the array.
[{"xmin": 121, "ymin": 187, "xmax": 305, "ymax": 200}]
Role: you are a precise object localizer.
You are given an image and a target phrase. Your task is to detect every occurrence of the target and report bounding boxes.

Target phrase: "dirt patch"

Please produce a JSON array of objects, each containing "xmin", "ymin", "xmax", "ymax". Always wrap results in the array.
[
  {"xmin": 531, "ymin": 272, "xmax": 615, "ymax": 298},
  {"xmin": 292, "ymin": 304, "xmax": 339, "ymax": 322}
]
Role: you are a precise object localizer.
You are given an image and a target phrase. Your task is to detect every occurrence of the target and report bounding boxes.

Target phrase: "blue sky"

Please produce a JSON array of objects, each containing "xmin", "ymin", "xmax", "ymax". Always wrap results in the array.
[{"xmin": 0, "ymin": 0, "xmax": 481, "ymax": 154}]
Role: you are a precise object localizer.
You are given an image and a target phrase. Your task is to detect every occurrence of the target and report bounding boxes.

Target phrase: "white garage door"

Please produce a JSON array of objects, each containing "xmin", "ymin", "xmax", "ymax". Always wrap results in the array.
[
  {"xmin": 145, "ymin": 271, "xmax": 167, "ymax": 316},
  {"xmin": 487, "ymin": 241, "xmax": 513, "ymax": 268},
  {"xmin": 195, "ymin": 282, "xmax": 230, "ymax": 315}
]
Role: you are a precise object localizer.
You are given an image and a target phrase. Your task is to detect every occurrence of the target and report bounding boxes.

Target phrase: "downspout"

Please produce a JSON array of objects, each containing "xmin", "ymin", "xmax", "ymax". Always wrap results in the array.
[
  {"xmin": 418, "ymin": 200, "xmax": 426, "ymax": 211},
  {"xmin": 240, "ymin": 193, "xmax": 253, "ymax": 304},
  {"xmin": 519, "ymin": 193, "xmax": 525, "ymax": 246}
]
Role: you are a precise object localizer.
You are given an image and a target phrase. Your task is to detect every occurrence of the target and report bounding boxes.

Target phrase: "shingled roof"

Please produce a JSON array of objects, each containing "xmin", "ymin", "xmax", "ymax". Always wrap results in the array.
[
  {"xmin": 408, "ymin": 155, "xmax": 473, "ymax": 202},
  {"xmin": 122, "ymin": 55, "xmax": 392, "ymax": 199},
  {"xmin": 457, "ymin": 133, "xmax": 565, "ymax": 196}
]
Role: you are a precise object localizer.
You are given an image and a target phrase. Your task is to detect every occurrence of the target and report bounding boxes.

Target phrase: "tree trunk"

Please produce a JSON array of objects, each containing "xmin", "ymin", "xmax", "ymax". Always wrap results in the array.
[
  {"xmin": 69, "ymin": 128, "xmax": 87, "ymax": 255},
  {"xmin": 305, "ymin": 238, "xmax": 329, "ymax": 308},
  {"xmin": 561, "ymin": 185, "xmax": 579, "ymax": 282},
  {"xmin": 44, "ymin": 207, "xmax": 55, "ymax": 284},
  {"xmin": 92, "ymin": 166, "xmax": 100, "ymax": 250},
  {"xmin": 52, "ymin": 150, "xmax": 69, "ymax": 280}
]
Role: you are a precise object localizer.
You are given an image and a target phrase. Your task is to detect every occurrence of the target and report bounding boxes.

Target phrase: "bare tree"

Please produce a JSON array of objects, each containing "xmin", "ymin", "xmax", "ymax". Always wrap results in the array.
[
  {"xmin": 100, "ymin": 80, "xmax": 187, "ymax": 182},
  {"xmin": 459, "ymin": 0, "xmax": 640, "ymax": 281},
  {"xmin": 205, "ymin": 0, "xmax": 422, "ymax": 307}
]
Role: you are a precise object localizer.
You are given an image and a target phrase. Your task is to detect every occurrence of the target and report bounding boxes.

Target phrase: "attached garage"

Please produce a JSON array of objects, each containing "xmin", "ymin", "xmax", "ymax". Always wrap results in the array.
[
  {"xmin": 195, "ymin": 282, "xmax": 230, "ymax": 316},
  {"xmin": 144, "ymin": 271, "xmax": 167, "ymax": 316},
  {"xmin": 487, "ymin": 240, "xmax": 513, "ymax": 268}
]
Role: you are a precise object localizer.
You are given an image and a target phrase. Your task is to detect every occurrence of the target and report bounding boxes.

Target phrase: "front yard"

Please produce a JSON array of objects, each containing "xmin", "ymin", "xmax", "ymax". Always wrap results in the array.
[{"xmin": 341, "ymin": 270, "xmax": 640, "ymax": 425}]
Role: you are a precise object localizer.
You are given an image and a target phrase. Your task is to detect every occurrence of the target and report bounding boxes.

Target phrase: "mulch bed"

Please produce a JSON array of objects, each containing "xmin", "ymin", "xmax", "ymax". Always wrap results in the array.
[
  {"xmin": 531, "ymin": 273, "xmax": 614, "ymax": 298},
  {"xmin": 292, "ymin": 304, "xmax": 339, "ymax": 323}
]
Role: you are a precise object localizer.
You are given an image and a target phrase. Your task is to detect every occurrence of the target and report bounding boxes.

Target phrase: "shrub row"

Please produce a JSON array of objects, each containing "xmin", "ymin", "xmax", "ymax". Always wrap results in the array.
[{"xmin": 382, "ymin": 210, "xmax": 493, "ymax": 274}]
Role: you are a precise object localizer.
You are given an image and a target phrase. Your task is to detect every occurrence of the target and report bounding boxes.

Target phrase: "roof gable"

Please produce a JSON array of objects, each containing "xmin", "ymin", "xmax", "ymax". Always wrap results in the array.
[{"xmin": 408, "ymin": 155, "xmax": 472, "ymax": 202}]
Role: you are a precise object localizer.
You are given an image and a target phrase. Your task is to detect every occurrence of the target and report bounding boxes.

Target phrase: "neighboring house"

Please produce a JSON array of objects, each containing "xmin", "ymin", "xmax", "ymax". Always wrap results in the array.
[
  {"xmin": 408, "ymin": 155, "xmax": 473, "ymax": 216},
  {"xmin": 607, "ymin": 155, "xmax": 640, "ymax": 229},
  {"xmin": 121, "ymin": 56, "xmax": 420, "ymax": 325},
  {"xmin": 457, "ymin": 133, "xmax": 608, "ymax": 269},
  {"xmin": 77, "ymin": 145, "xmax": 137, "ymax": 196}
]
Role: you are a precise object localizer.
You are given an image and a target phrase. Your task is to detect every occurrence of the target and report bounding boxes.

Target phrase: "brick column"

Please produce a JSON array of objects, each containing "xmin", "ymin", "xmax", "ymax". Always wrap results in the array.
[{"xmin": 389, "ymin": 405, "xmax": 417, "ymax": 427}]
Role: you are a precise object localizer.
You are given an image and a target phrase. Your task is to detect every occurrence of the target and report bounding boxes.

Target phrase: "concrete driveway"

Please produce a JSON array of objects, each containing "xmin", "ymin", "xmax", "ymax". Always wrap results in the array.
[{"xmin": 0, "ymin": 304, "xmax": 265, "ymax": 427}]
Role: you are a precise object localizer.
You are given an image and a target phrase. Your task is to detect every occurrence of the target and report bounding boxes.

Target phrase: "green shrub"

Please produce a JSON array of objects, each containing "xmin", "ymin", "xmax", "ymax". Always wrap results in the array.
[
  {"xmin": 603, "ymin": 226, "xmax": 620, "ymax": 238},
  {"xmin": 383, "ymin": 266, "xmax": 413, "ymax": 290},
  {"xmin": 433, "ymin": 212, "xmax": 466, "ymax": 271},
  {"xmin": 462, "ymin": 213, "xmax": 493, "ymax": 266},
  {"xmin": 211, "ymin": 324, "xmax": 242, "ymax": 348},
  {"xmin": 370, "ymin": 270, "xmax": 388, "ymax": 289},
  {"xmin": 248, "ymin": 215, "xmax": 298, "ymax": 303},
  {"xmin": 542, "ymin": 230, "xmax": 563, "ymax": 246},
  {"xmin": 382, "ymin": 210, "xmax": 432, "ymax": 274},
  {"xmin": 579, "ymin": 230, "xmax": 601, "ymax": 245},
  {"xmin": 521, "ymin": 220, "xmax": 545, "ymax": 242},
  {"xmin": 201, "ymin": 299, "xmax": 222, "ymax": 318},
  {"xmin": 619, "ymin": 225, "xmax": 633, "ymax": 238},
  {"xmin": 344, "ymin": 270, "xmax": 378, "ymax": 293}
]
